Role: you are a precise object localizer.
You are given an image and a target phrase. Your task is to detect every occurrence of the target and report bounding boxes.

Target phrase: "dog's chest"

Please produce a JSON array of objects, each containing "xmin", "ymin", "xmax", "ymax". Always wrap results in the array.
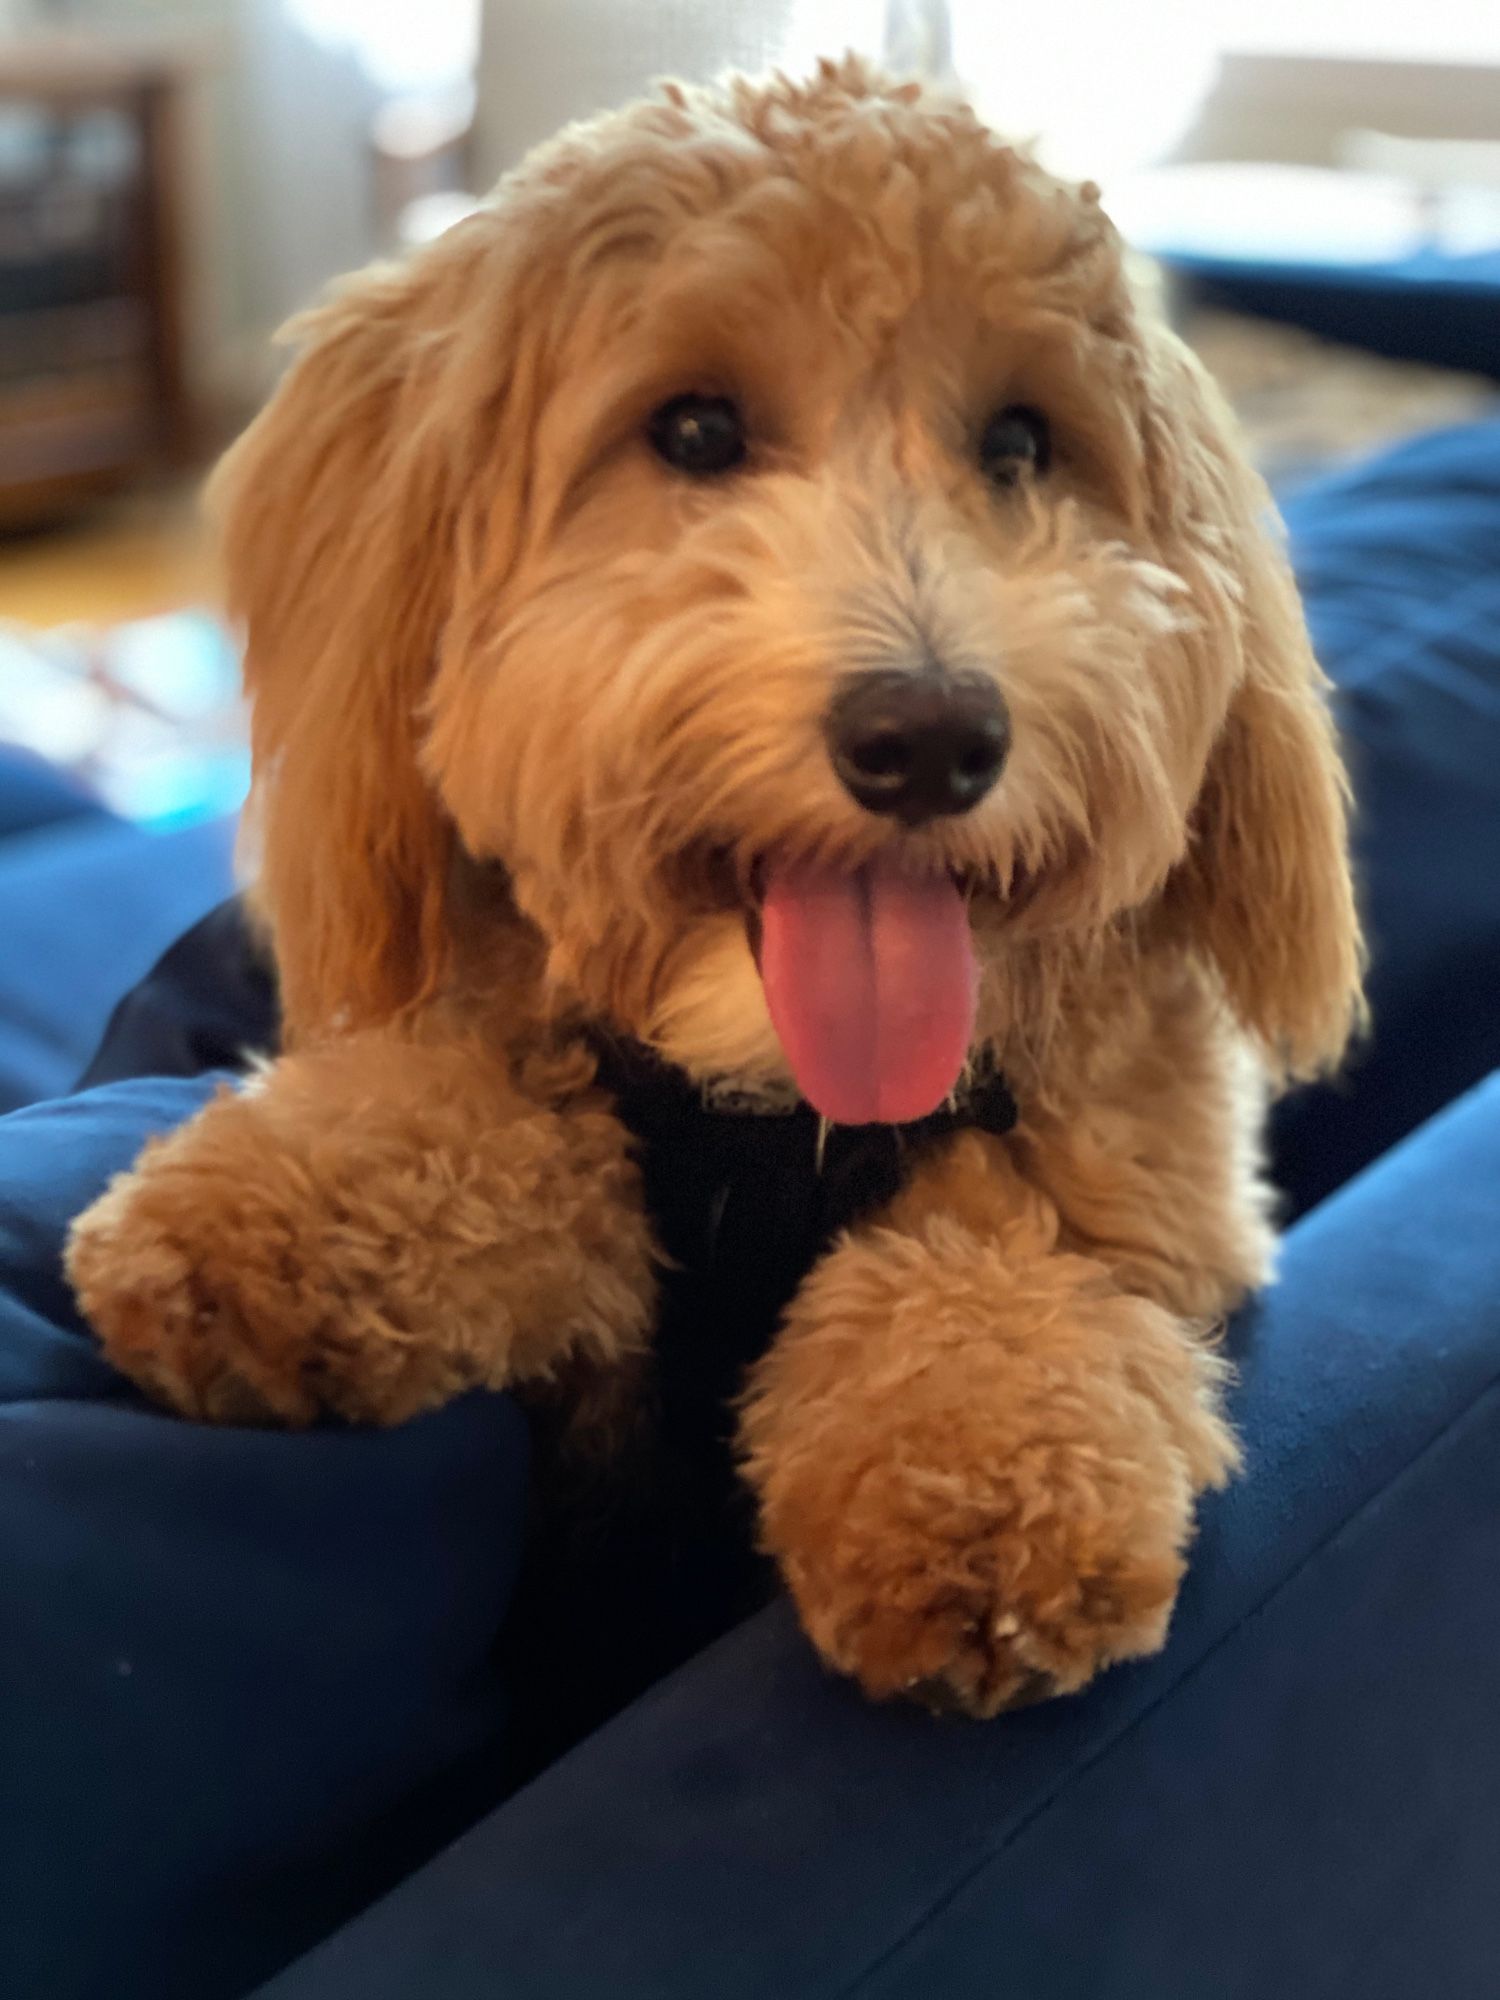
[{"xmin": 592, "ymin": 1034, "xmax": 1020, "ymax": 1397}]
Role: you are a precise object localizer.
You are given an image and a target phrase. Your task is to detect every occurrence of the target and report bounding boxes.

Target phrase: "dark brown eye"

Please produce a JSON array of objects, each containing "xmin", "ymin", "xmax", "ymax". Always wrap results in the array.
[
  {"xmin": 979, "ymin": 404, "xmax": 1051, "ymax": 487},
  {"xmin": 648, "ymin": 394, "xmax": 747, "ymax": 476}
]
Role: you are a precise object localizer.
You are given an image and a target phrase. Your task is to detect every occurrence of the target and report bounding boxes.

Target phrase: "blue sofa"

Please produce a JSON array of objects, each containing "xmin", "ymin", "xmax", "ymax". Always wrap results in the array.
[
  {"xmin": 2, "ymin": 419, "xmax": 1499, "ymax": 1999},
  {"xmin": 1162, "ymin": 245, "xmax": 1500, "ymax": 383}
]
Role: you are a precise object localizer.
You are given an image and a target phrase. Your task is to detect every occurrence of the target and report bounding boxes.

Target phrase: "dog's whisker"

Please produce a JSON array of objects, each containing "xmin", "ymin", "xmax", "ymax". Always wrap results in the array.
[{"xmin": 579, "ymin": 780, "xmax": 702, "ymax": 824}]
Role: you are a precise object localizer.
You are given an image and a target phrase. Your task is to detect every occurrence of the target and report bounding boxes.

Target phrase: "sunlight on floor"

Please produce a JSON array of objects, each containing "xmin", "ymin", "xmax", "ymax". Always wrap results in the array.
[{"xmin": 0, "ymin": 486, "xmax": 215, "ymax": 631}]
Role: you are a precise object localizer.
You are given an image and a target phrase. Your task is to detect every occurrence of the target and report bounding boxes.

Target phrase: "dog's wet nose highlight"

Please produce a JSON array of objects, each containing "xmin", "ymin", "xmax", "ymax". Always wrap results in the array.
[{"xmin": 826, "ymin": 670, "xmax": 1010, "ymax": 825}]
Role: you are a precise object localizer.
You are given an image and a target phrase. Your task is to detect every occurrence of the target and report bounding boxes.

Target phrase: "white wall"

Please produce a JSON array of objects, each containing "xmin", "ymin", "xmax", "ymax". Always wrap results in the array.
[
  {"xmin": 1174, "ymin": 51, "xmax": 1500, "ymax": 166},
  {"xmin": 471, "ymin": 0, "xmax": 887, "ymax": 186}
]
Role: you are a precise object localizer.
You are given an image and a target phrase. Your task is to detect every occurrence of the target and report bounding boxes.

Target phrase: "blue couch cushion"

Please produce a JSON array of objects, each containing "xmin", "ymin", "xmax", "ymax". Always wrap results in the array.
[
  {"xmin": 0, "ymin": 742, "xmax": 113, "ymax": 844},
  {"xmin": 0, "ymin": 815, "xmax": 236, "ymax": 1115},
  {"xmin": 257, "ymin": 1071, "xmax": 1500, "ymax": 2000},
  {"xmin": 0, "ymin": 1077, "xmax": 530, "ymax": 2000},
  {"xmin": 1272, "ymin": 418, "xmax": 1500, "ymax": 1214}
]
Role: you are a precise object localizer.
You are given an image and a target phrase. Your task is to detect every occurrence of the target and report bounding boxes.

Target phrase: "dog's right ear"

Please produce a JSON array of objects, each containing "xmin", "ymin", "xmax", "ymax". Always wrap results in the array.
[{"xmin": 210, "ymin": 221, "xmax": 530, "ymax": 1040}]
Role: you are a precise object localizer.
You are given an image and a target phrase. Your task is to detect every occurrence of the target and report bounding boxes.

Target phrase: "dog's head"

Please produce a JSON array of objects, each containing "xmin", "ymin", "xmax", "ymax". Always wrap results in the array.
[{"xmin": 217, "ymin": 57, "xmax": 1361, "ymax": 1117}]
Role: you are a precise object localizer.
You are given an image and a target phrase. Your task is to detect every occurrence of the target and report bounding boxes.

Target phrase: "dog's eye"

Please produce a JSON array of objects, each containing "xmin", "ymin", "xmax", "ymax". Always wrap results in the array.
[
  {"xmin": 979, "ymin": 405, "xmax": 1051, "ymax": 487},
  {"xmin": 648, "ymin": 394, "xmax": 747, "ymax": 477}
]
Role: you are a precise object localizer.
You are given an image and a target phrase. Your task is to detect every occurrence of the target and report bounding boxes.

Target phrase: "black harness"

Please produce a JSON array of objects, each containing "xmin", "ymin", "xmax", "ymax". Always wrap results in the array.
[{"xmin": 590, "ymin": 1025, "xmax": 1017, "ymax": 1342}]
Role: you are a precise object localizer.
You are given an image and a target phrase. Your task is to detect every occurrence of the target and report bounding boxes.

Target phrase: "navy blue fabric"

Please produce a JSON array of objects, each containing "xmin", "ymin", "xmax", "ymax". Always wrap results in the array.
[
  {"xmin": 0, "ymin": 814, "xmax": 236, "ymax": 1114},
  {"xmin": 1272, "ymin": 420, "xmax": 1500, "ymax": 1216},
  {"xmin": 1165, "ymin": 247, "xmax": 1500, "ymax": 378},
  {"xmin": 0, "ymin": 742, "xmax": 113, "ymax": 845},
  {"xmin": 79, "ymin": 895, "xmax": 279, "ymax": 1095},
  {"xmin": 0, "ymin": 1077, "xmax": 530, "ymax": 2000},
  {"xmin": 258, "ymin": 1071, "xmax": 1500, "ymax": 2000}
]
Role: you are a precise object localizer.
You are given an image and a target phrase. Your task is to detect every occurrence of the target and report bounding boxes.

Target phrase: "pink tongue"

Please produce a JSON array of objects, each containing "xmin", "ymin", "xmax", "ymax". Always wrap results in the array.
[{"xmin": 758, "ymin": 854, "xmax": 977, "ymax": 1126}]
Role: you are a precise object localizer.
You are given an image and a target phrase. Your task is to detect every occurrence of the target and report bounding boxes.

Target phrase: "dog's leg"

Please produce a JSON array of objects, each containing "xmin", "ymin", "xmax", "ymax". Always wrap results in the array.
[
  {"xmin": 740, "ymin": 1127, "xmax": 1241, "ymax": 1715},
  {"xmin": 68, "ymin": 1031, "xmax": 656, "ymax": 1426}
]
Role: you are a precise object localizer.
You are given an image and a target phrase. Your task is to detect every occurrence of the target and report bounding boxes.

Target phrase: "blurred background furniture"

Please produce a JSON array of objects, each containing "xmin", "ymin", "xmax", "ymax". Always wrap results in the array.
[
  {"xmin": 1110, "ymin": 50, "xmax": 1500, "ymax": 396},
  {"xmin": 0, "ymin": 36, "xmax": 197, "ymax": 527}
]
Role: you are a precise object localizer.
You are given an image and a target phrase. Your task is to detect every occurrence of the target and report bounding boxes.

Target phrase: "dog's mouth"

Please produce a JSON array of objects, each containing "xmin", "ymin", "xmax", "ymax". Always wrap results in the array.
[
  {"xmin": 750, "ymin": 851, "xmax": 978, "ymax": 1125},
  {"xmin": 693, "ymin": 850, "xmax": 983, "ymax": 1127},
  {"xmin": 681, "ymin": 843, "xmax": 1033, "ymax": 1126}
]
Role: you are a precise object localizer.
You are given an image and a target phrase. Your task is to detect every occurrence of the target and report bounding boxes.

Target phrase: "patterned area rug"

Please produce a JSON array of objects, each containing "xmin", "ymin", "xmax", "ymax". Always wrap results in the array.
[
  {"xmin": 0, "ymin": 610, "xmax": 248, "ymax": 827},
  {"xmin": 1184, "ymin": 308, "xmax": 1500, "ymax": 491}
]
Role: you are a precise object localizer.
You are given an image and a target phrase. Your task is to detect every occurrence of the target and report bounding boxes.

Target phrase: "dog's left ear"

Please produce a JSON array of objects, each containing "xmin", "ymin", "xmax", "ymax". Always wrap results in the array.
[
  {"xmin": 1144, "ymin": 334, "xmax": 1364, "ymax": 1079},
  {"xmin": 208, "ymin": 213, "xmax": 539, "ymax": 1042}
]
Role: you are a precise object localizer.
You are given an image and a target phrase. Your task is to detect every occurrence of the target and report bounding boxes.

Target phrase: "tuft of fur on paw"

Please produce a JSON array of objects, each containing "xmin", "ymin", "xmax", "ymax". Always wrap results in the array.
[
  {"xmin": 68, "ymin": 1065, "xmax": 658, "ymax": 1427},
  {"xmin": 68, "ymin": 1159, "xmax": 299, "ymax": 1425},
  {"xmin": 741, "ymin": 1220, "xmax": 1238, "ymax": 1717},
  {"xmin": 69, "ymin": 1151, "xmax": 453, "ymax": 1426}
]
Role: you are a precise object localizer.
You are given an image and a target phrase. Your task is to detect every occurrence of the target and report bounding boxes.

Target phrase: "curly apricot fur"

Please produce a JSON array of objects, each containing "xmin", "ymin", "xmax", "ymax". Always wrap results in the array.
[{"xmin": 69, "ymin": 57, "xmax": 1359, "ymax": 1714}]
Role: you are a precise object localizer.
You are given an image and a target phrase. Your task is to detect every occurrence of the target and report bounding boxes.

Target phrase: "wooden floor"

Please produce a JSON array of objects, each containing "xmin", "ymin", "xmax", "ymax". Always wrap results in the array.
[{"xmin": 0, "ymin": 485, "xmax": 214, "ymax": 630}]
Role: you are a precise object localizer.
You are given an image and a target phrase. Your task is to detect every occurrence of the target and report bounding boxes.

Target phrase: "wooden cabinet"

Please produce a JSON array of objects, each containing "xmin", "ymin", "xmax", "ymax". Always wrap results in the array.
[{"xmin": 0, "ymin": 39, "xmax": 192, "ymax": 528}]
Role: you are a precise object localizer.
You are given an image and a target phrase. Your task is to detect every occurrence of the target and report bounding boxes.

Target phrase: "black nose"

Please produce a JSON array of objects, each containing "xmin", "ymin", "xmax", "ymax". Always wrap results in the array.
[{"xmin": 826, "ymin": 671, "xmax": 1010, "ymax": 824}]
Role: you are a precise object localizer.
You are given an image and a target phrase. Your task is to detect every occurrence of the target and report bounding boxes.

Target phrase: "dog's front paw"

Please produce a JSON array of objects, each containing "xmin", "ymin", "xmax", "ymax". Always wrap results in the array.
[
  {"xmin": 67, "ymin": 1118, "xmax": 462, "ymax": 1427},
  {"xmin": 69, "ymin": 1054, "xmax": 659, "ymax": 1429},
  {"xmin": 744, "ymin": 1245, "xmax": 1235, "ymax": 1717},
  {"xmin": 775, "ymin": 1424, "xmax": 1191, "ymax": 1718}
]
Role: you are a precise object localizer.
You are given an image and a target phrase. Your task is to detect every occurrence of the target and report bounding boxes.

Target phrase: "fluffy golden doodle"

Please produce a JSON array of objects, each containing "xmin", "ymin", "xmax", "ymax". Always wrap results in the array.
[{"xmin": 69, "ymin": 58, "xmax": 1362, "ymax": 1717}]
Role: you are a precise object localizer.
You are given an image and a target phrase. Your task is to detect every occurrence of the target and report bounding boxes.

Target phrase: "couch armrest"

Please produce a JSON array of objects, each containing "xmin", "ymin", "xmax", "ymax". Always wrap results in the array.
[
  {"xmin": 0, "ymin": 1079, "xmax": 530, "ymax": 2000},
  {"xmin": 260, "ymin": 1071, "xmax": 1500, "ymax": 2000}
]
